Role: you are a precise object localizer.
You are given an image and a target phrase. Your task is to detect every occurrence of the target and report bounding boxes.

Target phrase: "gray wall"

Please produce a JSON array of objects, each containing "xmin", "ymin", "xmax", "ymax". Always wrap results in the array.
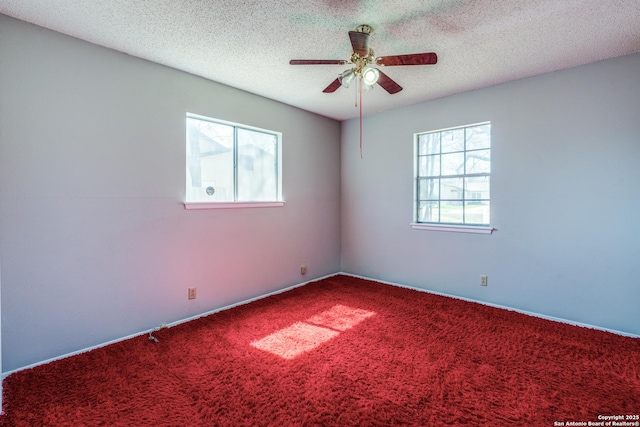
[
  {"xmin": 0, "ymin": 15, "xmax": 341, "ymax": 372},
  {"xmin": 2, "ymin": 12, "xmax": 638, "ymax": 374},
  {"xmin": 341, "ymin": 52, "xmax": 640, "ymax": 335}
]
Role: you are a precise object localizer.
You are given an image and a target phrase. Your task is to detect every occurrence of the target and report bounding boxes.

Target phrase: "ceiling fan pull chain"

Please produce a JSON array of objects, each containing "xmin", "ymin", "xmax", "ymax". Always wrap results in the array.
[{"xmin": 360, "ymin": 77, "xmax": 363, "ymax": 159}]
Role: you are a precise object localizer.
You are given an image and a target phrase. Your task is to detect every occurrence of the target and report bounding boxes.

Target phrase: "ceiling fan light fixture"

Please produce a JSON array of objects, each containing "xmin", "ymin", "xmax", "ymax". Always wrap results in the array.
[
  {"xmin": 339, "ymin": 69, "xmax": 356, "ymax": 88},
  {"xmin": 361, "ymin": 66, "xmax": 380, "ymax": 86}
]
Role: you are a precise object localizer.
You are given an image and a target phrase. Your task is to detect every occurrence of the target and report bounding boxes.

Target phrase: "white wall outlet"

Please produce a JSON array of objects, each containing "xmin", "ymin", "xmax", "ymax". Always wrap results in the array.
[
  {"xmin": 300, "ymin": 265, "xmax": 307, "ymax": 275},
  {"xmin": 188, "ymin": 287, "xmax": 197, "ymax": 300},
  {"xmin": 480, "ymin": 275, "xmax": 488, "ymax": 286}
]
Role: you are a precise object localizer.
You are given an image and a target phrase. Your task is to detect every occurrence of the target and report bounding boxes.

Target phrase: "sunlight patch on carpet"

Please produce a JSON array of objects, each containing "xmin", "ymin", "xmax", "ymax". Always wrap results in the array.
[
  {"xmin": 250, "ymin": 305, "xmax": 376, "ymax": 359},
  {"xmin": 305, "ymin": 304, "xmax": 375, "ymax": 331},
  {"xmin": 250, "ymin": 322, "xmax": 339, "ymax": 359}
]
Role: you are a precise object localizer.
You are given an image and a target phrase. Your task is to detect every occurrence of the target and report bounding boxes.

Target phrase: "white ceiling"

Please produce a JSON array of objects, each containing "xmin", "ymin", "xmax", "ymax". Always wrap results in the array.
[{"xmin": 2, "ymin": 0, "xmax": 640, "ymax": 121}]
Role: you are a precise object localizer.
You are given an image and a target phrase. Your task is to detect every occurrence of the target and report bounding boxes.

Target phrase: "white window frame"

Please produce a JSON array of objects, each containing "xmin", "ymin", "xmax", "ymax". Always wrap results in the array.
[
  {"xmin": 184, "ymin": 113, "xmax": 283, "ymax": 210},
  {"xmin": 411, "ymin": 122, "xmax": 493, "ymax": 234}
]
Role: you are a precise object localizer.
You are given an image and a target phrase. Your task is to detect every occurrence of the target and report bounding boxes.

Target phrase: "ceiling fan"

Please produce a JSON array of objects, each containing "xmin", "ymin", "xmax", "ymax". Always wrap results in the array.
[{"xmin": 289, "ymin": 24, "xmax": 438, "ymax": 95}]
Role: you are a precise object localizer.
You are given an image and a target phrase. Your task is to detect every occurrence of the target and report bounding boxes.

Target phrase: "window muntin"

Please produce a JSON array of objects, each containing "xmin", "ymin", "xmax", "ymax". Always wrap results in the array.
[
  {"xmin": 186, "ymin": 114, "xmax": 281, "ymax": 204},
  {"xmin": 415, "ymin": 123, "xmax": 490, "ymax": 226}
]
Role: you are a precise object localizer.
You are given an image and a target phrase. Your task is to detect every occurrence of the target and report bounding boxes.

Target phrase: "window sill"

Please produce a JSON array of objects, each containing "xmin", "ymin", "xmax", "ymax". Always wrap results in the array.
[
  {"xmin": 184, "ymin": 201, "xmax": 285, "ymax": 210},
  {"xmin": 410, "ymin": 223, "xmax": 494, "ymax": 234}
]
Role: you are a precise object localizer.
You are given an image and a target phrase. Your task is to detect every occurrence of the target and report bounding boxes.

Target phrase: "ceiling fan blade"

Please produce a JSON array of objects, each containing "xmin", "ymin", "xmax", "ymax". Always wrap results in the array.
[
  {"xmin": 376, "ymin": 52, "xmax": 438, "ymax": 66},
  {"xmin": 348, "ymin": 31, "xmax": 370, "ymax": 57},
  {"xmin": 289, "ymin": 59, "xmax": 347, "ymax": 65},
  {"xmin": 376, "ymin": 70, "xmax": 403, "ymax": 94},
  {"xmin": 322, "ymin": 78, "xmax": 342, "ymax": 93}
]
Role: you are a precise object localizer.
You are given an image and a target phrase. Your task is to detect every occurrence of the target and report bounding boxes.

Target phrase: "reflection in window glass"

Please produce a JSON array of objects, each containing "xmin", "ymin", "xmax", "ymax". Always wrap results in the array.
[{"xmin": 237, "ymin": 128, "xmax": 278, "ymax": 202}]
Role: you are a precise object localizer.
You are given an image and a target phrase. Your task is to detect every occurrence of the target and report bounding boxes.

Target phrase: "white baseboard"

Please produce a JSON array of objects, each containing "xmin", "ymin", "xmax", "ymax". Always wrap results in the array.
[
  {"xmin": 2, "ymin": 272, "xmax": 339, "ymax": 379},
  {"xmin": 4, "ymin": 270, "xmax": 637, "ymax": 379},
  {"xmin": 340, "ymin": 272, "xmax": 640, "ymax": 338}
]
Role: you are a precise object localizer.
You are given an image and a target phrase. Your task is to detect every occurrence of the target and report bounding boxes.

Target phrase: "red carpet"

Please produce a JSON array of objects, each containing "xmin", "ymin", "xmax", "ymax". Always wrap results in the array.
[{"xmin": 1, "ymin": 275, "xmax": 639, "ymax": 426}]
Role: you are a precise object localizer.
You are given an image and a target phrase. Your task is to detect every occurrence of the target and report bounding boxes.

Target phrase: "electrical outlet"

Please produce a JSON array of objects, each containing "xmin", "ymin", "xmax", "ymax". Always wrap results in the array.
[
  {"xmin": 480, "ymin": 275, "xmax": 488, "ymax": 286},
  {"xmin": 188, "ymin": 287, "xmax": 197, "ymax": 300},
  {"xmin": 300, "ymin": 265, "xmax": 307, "ymax": 275}
]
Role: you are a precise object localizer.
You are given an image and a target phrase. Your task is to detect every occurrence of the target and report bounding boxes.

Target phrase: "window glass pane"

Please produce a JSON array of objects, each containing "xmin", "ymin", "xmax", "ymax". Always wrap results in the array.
[
  {"xmin": 464, "ymin": 201, "xmax": 490, "ymax": 225},
  {"xmin": 237, "ymin": 128, "xmax": 277, "ymax": 201},
  {"xmin": 186, "ymin": 117, "xmax": 234, "ymax": 201},
  {"xmin": 418, "ymin": 156, "xmax": 427, "ymax": 176},
  {"xmin": 441, "ymin": 152, "xmax": 464, "ymax": 176},
  {"xmin": 465, "ymin": 176, "xmax": 490, "ymax": 200},
  {"xmin": 418, "ymin": 201, "xmax": 439, "ymax": 222},
  {"xmin": 415, "ymin": 122, "xmax": 490, "ymax": 226},
  {"xmin": 418, "ymin": 178, "xmax": 439, "ymax": 200},
  {"xmin": 419, "ymin": 155, "xmax": 440, "ymax": 177},
  {"xmin": 440, "ymin": 177, "xmax": 463, "ymax": 200},
  {"xmin": 440, "ymin": 201, "xmax": 463, "ymax": 223},
  {"xmin": 418, "ymin": 133, "xmax": 440, "ymax": 155},
  {"xmin": 466, "ymin": 149, "xmax": 490, "ymax": 174},
  {"xmin": 466, "ymin": 124, "xmax": 491, "ymax": 150},
  {"xmin": 441, "ymin": 128, "xmax": 464, "ymax": 153}
]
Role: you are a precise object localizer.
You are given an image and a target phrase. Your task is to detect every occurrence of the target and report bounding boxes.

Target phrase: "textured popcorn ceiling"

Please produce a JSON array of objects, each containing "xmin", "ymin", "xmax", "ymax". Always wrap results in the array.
[{"xmin": 1, "ymin": 0, "xmax": 639, "ymax": 120}]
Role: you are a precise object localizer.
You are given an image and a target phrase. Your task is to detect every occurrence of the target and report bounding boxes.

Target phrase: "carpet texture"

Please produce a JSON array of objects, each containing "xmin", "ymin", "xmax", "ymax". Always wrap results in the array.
[{"xmin": 1, "ymin": 275, "xmax": 639, "ymax": 426}]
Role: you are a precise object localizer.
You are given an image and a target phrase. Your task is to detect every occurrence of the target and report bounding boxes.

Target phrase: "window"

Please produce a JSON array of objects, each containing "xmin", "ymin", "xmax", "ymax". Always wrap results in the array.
[
  {"xmin": 185, "ymin": 114, "xmax": 282, "ymax": 208},
  {"xmin": 414, "ymin": 122, "xmax": 491, "ymax": 228}
]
